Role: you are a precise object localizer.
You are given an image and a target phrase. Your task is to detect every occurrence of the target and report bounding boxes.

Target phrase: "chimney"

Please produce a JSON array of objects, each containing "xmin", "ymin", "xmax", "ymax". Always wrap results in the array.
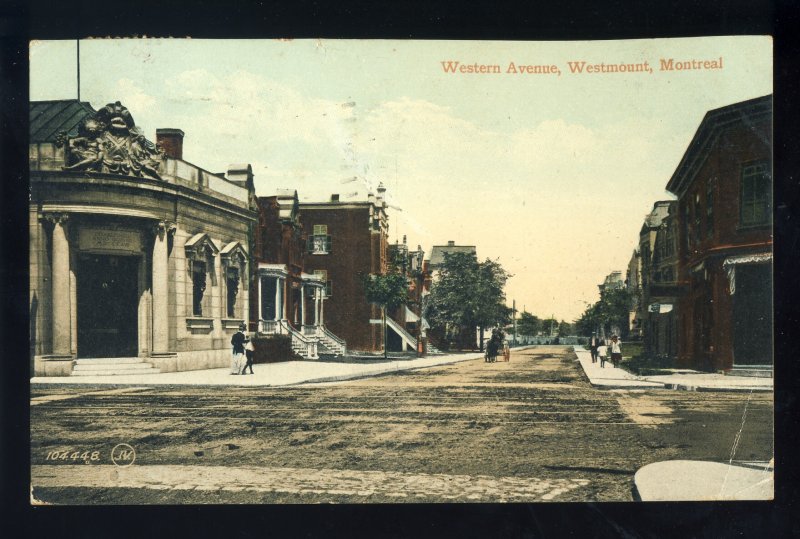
[
  {"xmin": 331, "ymin": 194, "xmax": 340, "ymax": 202},
  {"xmin": 226, "ymin": 164, "xmax": 254, "ymax": 189},
  {"xmin": 156, "ymin": 128, "xmax": 185, "ymax": 160},
  {"xmin": 447, "ymin": 240, "xmax": 455, "ymax": 247}
]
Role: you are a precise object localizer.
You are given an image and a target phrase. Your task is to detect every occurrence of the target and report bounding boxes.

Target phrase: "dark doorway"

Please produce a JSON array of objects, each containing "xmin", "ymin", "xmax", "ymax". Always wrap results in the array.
[
  {"xmin": 77, "ymin": 254, "xmax": 139, "ymax": 358},
  {"xmin": 733, "ymin": 264, "xmax": 773, "ymax": 365},
  {"xmin": 261, "ymin": 277, "xmax": 277, "ymax": 320}
]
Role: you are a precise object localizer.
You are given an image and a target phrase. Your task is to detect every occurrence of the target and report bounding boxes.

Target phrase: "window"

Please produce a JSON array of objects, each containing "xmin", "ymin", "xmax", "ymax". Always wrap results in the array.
[
  {"xmin": 192, "ymin": 261, "xmax": 207, "ymax": 316},
  {"xmin": 308, "ymin": 224, "xmax": 332, "ymax": 254},
  {"xmin": 693, "ymin": 192, "xmax": 702, "ymax": 244},
  {"xmin": 740, "ymin": 162, "xmax": 771, "ymax": 227},
  {"xmin": 226, "ymin": 266, "xmax": 239, "ymax": 318},
  {"xmin": 706, "ymin": 179, "xmax": 714, "ymax": 239},
  {"xmin": 683, "ymin": 204, "xmax": 690, "ymax": 251},
  {"xmin": 665, "ymin": 224, "xmax": 675, "ymax": 257},
  {"xmin": 314, "ymin": 269, "xmax": 332, "ymax": 298}
]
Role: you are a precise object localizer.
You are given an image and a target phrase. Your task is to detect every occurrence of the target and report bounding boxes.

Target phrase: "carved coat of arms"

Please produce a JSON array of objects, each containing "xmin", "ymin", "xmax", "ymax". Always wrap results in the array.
[{"xmin": 56, "ymin": 101, "xmax": 164, "ymax": 180}]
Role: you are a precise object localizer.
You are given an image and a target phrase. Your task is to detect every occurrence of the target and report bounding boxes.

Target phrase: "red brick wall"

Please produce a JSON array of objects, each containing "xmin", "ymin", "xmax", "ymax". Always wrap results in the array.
[
  {"xmin": 300, "ymin": 204, "xmax": 386, "ymax": 352},
  {"xmin": 250, "ymin": 197, "xmax": 306, "ymax": 330},
  {"xmin": 675, "ymin": 119, "xmax": 772, "ymax": 370}
]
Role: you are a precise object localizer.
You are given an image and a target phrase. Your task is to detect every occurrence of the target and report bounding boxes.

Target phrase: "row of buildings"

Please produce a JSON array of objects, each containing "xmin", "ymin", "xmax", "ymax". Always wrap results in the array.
[
  {"xmin": 621, "ymin": 95, "xmax": 772, "ymax": 372},
  {"xmin": 29, "ymin": 98, "xmax": 453, "ymax": 376}
]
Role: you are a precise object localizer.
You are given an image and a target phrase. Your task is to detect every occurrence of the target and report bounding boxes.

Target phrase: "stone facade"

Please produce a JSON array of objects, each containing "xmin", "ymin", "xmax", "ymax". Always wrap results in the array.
[{"xmin": 29, "ymin": 100, "xmax": 257, "ymax": 376}]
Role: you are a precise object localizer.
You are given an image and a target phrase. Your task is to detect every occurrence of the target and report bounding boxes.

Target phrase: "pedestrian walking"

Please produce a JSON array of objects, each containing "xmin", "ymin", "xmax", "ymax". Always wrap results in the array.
[
  {"xmin": 241, "ymin": 333, "xmax": 255, "ymax": 375},
  {"xmin": 589, "ymin": 333, "xmax": 599, "ymax": 363},
  {"xmin": 230, "ymin": 323, "xmax": 246, "ymax": 375},
  {"xmin": 609, "ymin": 335, "xmax": 622, "ymax": 368},
  {"xmin": 503, "ymin": 342, "xmax": 510, "ymax": 362},
  {"xmin": 598, "ymin": 342, "xmax": 607, "ymax": 368}
]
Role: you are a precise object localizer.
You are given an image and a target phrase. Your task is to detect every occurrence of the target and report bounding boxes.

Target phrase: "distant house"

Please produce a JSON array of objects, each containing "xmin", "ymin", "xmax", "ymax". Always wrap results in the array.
[
  {"xmin": 625, "ymin": 249, "xmax": 642, "ymax": 338},
  {"xmin": 428, "ymin": 241, "xmax": 477, "ymax": 276},
  {"xmin": 666, "ymin": 95, "xmax": 772, "ymax": 372},
  {"xmin": 250, "ymin": 190, "xmax": 345, "ymax": 358},
  {"xmin": 639, "ymin": 201, "xmax": 679, "ymax": 359},
  {"xmin": 425, "ymin": 241, "xmax": 479, "ymax": 350},
  {"xmin": 29, "ymin": 100, "xmax": 256, "ymax": 376},
  {"xmin": 298, "ymin": 188, "xmax": 389, "ymax": 353},
  {"xmin": 598, "ymin": 270, "xmax": 625, "ymax": 292},
  {"xmin": 386, "ymin": 237, "xmax": 431, "ymax": 353}
]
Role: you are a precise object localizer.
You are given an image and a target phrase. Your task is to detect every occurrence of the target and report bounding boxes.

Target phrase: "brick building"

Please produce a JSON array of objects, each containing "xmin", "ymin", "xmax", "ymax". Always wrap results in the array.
[
  {"xmin": 666, "ymin": 95, "xmax": 772, "ymax": 372},
  {"xmin": 638, "ymin": 201, "xmax": 679, "ymax": 359},
  {"xmin": 249, "ymin": 190, "xmax": 345, "ymax": 358},
  {"xmin": 29, "ymin": 100, "xmax": 256, "ymax": 376},
  {"xmin": 298, "ymin": 188, "xmax": 389, "ymax": 352}
]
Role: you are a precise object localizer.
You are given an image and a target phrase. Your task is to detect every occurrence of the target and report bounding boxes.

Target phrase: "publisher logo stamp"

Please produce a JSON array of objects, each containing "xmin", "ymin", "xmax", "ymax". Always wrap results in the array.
[{"xmin": 111, "ymin": 443, "xmax": 136, "ymax": 467}]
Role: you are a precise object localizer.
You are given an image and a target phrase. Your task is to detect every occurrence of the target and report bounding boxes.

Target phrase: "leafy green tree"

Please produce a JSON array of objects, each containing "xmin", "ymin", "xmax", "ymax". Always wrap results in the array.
[
  {"xmin": 576, "ymin": 287, "xmax": 633, "ymax": 338},
  {"xmin": 516, "ymin": 311, "xmax": 541, "ymax": 337},
  {"xmin": 363, "ymin": 272, "xmax": 410, "ymax": 359},
  {"xmin": 558, "ymin": 320, "xmax": 573, "ymax": 337},
  {"xmin": 424, "ymin": 251, "xmax": 510, "ymax": 351},
  {"xmin": 541, "ymin": 317, "xmax": 559, "ymax": 336}
]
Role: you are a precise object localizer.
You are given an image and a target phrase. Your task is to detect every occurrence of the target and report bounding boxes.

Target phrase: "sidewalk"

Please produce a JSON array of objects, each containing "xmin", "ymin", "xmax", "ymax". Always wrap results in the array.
[
  {"xmin": 574, "ymin": 347, "xmax": 773, "ymax": 392},
  {"xmin": 634, "ymin": 459, "xmax": 773, "ymax": 501},
  {"xmin": 30, "ymin": 350, "xmax": 490, "ymax": 387}
]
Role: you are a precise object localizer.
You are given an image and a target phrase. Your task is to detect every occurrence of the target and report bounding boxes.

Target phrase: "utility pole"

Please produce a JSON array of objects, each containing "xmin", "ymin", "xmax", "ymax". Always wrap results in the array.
[{"xmin": 512, "ymin": 299, "xmax": 517, "ymax": 346}]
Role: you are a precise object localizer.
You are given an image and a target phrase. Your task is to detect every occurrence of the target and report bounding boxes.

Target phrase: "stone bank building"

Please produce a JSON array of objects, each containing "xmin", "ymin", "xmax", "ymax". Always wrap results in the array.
[{"xmin": 29, "ymin": 100, "xmax": 257, "ymax": 376}]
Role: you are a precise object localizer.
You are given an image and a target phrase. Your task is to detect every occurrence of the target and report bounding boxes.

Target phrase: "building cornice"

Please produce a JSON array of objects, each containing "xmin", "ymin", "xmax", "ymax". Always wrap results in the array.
[
  {"xmin": 31, "ymin": 170, "xmax": 257, "ymax": 222},
  {"xmin": 666, "ymin": 95, "xmax": 772, "ymax": 197}
]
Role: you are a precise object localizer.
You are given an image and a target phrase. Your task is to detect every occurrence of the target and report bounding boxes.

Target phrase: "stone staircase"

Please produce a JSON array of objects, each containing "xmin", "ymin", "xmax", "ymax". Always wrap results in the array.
[
  {"xmin": 71, "ymin": 357, "xmax": 161, "ymax": 376},
  {"xmin": 726, "ymin": 364, "xmax": 773, "ymax": 378},
  {"xmin": 316, "ymin": 326, "xmax": 346, "ymax": 356}
]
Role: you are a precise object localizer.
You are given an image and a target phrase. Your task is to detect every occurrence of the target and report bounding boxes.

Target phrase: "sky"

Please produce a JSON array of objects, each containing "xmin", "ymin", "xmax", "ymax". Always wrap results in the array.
[{"xmin": 29, "ymin": 37, "xmax": 772, "ymax": 321}]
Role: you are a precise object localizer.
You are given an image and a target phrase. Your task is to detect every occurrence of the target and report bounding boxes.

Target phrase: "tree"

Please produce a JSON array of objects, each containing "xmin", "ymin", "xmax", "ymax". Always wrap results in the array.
[
  {"xmin": 363, "ymin": 272, "xmax": 410, "ymax": 359},
  {"xmin": 424, "ymin": 251, "xmax": 510, "ymax": 351},
  {"xmin": 516, "ymin": 311, "xmax": 541, "ymax": 337},
  {"xmin": 541, "ymin": 317, "xmax": 559, "ymax": 336},
  {"xmin": 558, "ymin": 320, "xmax": 573, "ymax": 337},
  {"xmin": 576, "ymin": 287, "xmax": 633, "ymax": 338}
]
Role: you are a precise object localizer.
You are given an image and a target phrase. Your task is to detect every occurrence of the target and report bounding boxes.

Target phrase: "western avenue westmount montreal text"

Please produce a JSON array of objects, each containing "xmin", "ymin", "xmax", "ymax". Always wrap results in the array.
[{"xmin": 440, "ymin": 57, "xmax": 724, "ymax": 76}]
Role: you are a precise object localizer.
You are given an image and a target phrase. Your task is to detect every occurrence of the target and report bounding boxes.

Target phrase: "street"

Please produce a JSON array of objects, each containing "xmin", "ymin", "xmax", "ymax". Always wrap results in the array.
[{"xmin": 30, "ymin": 347, "xmax": 773, "ymax": 504}]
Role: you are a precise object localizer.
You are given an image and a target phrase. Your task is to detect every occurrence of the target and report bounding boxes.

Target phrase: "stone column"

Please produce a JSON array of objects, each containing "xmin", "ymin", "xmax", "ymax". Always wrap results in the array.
[
  {"xmin": 320, "ymin": 291, "xmax": 325, "ymax": 326},
  {"xmin": 314, "ymin": 288, "xmax": 320, "ymax": 326},
  {"xmin": 257, "ymin": 274, "xmax": 264, "ymax": 330},
  {"xmin": 48, "ymin": 213, "xmax": 71, "ymax": 355},
  {"xmin": 273, "ymin": 277, "xmax": 281, "ymax": 321},
  {"xmin": 151, "ymin": 221, "xmax": 174, "ymax": 354},
  {"xmin": 300, "ymin": 284, "xmax": 306, "ymax": 326}
]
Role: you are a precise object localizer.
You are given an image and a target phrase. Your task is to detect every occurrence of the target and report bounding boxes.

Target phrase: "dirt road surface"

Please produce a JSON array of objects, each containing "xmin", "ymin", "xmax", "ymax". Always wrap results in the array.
[{"xmin": 30, "ymin": 347, "xmax": 773, "ymax": 504}]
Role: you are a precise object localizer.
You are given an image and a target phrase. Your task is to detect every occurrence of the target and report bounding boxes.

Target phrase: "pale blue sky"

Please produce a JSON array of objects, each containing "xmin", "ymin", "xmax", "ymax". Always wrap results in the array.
[{"xmin": 30, "ymin": 37, "xmax": 772, "ymax": 320}]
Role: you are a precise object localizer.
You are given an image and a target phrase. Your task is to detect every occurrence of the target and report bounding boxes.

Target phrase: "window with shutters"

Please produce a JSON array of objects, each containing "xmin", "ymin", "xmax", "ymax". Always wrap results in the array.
[{"xmin": 309, "ymin": 224, "xmax": 332, "ymax": 254}]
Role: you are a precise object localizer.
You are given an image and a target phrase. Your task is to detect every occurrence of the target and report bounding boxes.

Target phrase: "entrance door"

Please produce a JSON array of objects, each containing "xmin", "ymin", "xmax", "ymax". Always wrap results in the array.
[
  {"xmin": 77, "ymin": 254, "xmax": 139, "ymax": 358},
  {"xmin": 733, "ymin": 264, "xmax": 773, "ymax": 365}
]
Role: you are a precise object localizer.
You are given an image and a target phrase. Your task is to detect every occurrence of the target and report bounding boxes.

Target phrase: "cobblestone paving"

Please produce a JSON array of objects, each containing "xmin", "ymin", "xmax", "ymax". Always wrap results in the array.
[{"xmin": 32, "ymin": 464, "xmax": 590, "ymax": 502}]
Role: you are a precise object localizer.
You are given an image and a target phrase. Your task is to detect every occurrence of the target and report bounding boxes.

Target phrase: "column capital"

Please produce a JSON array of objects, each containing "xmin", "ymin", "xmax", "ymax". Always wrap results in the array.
[
  {"xmin": 41, "ymin": 212, "xmax": 69, "ymax": 226},
  {"xmin": 152, "ymin": 220, "xmax": 177, "ymax": 240}
]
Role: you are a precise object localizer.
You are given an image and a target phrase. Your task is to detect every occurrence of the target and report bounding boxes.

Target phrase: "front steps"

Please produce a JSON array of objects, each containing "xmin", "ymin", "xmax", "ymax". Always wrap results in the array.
[
  {"xmin": 726, "ymin": 364, "xmax": 773, "ymax": 378},
  {"xmin": 72, "ymin": 357, "xmax": 161, "ymax": 376}
]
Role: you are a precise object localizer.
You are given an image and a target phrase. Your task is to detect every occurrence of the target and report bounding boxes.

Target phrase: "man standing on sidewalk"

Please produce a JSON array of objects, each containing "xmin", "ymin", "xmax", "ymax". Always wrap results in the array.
[
  {"xmin": 589, "ymin": 333, "xmax": 599, "ymax": 363},
  {"xmin": 230, "ymin": 323, "xmax": 246, "ymax": 375}
]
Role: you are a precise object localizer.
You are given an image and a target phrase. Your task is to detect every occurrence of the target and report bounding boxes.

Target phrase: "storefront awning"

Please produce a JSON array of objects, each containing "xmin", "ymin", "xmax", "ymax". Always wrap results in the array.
[
  {"xmin": 405, "ymin": 306, "xmax": 420, "ymax": 323},
  {"xmin": 723, "ymin": 252, "xmax": 772, "ymax": 295}
]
